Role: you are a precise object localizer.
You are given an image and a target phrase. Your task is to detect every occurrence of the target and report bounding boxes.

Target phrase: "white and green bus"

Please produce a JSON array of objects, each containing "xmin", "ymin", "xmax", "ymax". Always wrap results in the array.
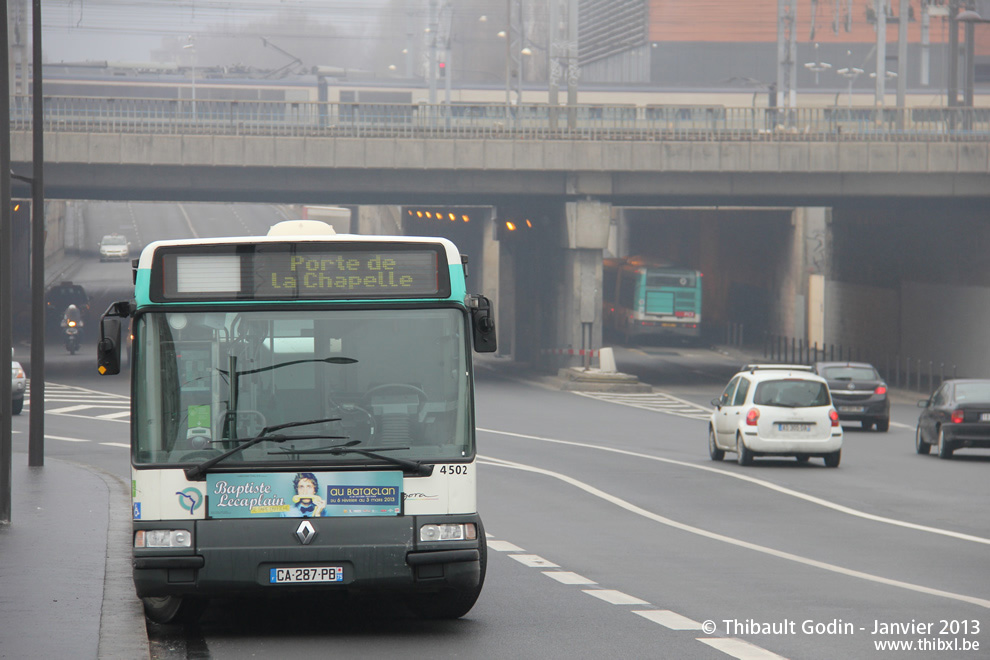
[{"xmin": 98, "ymin": 220, "xmax": 496, "ymax": 624}]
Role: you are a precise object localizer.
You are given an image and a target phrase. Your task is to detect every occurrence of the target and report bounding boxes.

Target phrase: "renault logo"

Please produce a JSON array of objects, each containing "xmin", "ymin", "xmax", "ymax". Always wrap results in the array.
[{"xmin": 295, "ymin": 520, "xmax": 317, "ymax": 545}]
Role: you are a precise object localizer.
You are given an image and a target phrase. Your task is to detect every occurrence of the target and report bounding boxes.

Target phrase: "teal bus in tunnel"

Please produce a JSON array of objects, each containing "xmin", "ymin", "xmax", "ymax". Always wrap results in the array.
[
  {"xmin": 97, "ymin": 220, "xmax": 496, "ymax": 624},
  {"xmin": 603, "ymin": 256, "xmax": 703, "ymax": 344}
]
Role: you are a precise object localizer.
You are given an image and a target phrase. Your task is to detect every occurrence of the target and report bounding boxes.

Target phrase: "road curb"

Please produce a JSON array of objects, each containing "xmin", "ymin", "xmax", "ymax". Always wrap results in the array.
[{"xmin": 85, "ymin": 464, "xmax": 151, "ymax": 660}]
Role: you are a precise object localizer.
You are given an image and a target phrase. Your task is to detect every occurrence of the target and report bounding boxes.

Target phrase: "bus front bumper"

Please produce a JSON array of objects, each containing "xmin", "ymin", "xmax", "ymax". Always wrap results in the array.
[{"xmin": 133, "ymin": 514, "xmax": 483, "ymax": 598}]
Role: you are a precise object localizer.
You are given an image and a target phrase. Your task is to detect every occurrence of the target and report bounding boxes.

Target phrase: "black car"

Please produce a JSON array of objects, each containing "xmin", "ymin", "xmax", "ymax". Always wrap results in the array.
[
  {"xmin": 45, "ymin": 281, "xmax": 90, "ymax": 329},
  {"xmin": 916, "ymin": 379, "xmax": 990, "ymax": 459},
  {"xmin": 813, "ymin": 361, "xmax": 890, "ymax": 431}
]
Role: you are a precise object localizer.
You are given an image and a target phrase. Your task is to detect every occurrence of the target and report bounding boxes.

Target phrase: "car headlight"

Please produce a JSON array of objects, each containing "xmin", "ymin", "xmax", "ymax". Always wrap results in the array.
[
  {"xmin": 135, "ymin": 529, "xmax": 192, "ymax": 548},
  {"xmin": 419, "ymin": 523, "xmax": 477, "ymax": 542}
]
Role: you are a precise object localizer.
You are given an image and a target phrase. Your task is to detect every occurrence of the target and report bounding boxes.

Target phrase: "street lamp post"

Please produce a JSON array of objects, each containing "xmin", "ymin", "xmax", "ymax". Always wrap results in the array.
[
  {"xmin": 183, "ymin": 38, "xmax": 197, "ymax": 121},
  {"xmin": 837, "ymin": 66, "xmax": 864, "ymax": 109},
  {"xmin": 804, "ymin": 44, "xmax": 832, "ymax": 84}
]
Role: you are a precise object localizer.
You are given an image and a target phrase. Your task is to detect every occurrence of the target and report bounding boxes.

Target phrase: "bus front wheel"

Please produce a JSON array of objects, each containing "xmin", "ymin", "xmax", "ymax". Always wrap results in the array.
[
  {"xmin": 142, "ymin": 595, "xmax": 209, "ymax": 625},
  {"xmin": 408, "ymin": 525, "xmax": 487, "ymax": 619}
]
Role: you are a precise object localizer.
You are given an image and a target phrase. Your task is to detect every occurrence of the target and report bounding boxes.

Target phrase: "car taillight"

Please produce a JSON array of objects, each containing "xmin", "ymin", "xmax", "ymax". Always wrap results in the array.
[
  {"xmin": 951, "ymin": 409, "xmax": 965, "ymax": 424},
  {"xmin": 829, "ymin": 409, "xmax": 840, "ymax": 427},
  {"xmin": 745, "ymin": 408, "xmax": 760, "ymax": 426},
  {"xmin": 874, "ymin": 385, "xmax": 887, "ymax": 395}
]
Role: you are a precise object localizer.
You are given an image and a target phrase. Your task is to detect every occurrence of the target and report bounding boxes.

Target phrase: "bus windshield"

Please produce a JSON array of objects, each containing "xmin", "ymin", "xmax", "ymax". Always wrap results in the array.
[{"xmin": 133, "ymin": 307, "xmax": 472, "ymax": 467}]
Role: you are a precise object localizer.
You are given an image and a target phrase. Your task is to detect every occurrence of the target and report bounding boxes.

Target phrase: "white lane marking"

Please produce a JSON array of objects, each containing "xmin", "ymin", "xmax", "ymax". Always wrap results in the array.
[
  {"xmin": 509, "ymin": 554, "xmax": 560, "ymax": 568},
  {"xmin": 543, "ymin": 571, "xmax": 597, "ymax": 585},
  {"xmin": 633, "ymin": 610, "xmax": 703, "ymax": 630},
  {"xmin": 490, "ymin": 538, "xmax": 782, "ymax": 659},
  {"xmin": 28, "ymin": 382, "xmax": 129, "ymax": 399},
  {"xmin": 487, "ymin": 540, "xmax": 525, "ymax": 552},
  {"xmin": 47, "ymin": 404, "xmax": 102, "ymax": 414},
  {"xmin": 478, "ymin": 455, "xmax": 990, "ymax": 609},
  {"xmin": 46, "ymin": 434, "xmax": 89, "ymax": 443},
  {"xmin": 583, "ymin": 589, "xmax": 650, "ymax": 605},
  {"xmin": 890, "ymin": 421, "xmax": 912, "ymax": 429},
  {"xmin": 46, "ymin": 412, "xmax": 129, "ymax": 424},
  {"xmin": 100, "ymin": 442, "xmax": 130, "ymax": 448},
  {"xmin": 96, "ymin": 411, "xmax": 131, "ymax": 420},
  {"xmin": 698, "ymin": 638, "xmax": 789, "ymax": 660},
  {"xmin": 478, "ymin": 427, "xmax": 990, "ymax": 547},
  {"xmin": 178, "ymin": 203, "xmax": 200, "ymax": 239},
  {"xmin": 574, "ymin": 391, "xmax": 712, "ymax": 421}
]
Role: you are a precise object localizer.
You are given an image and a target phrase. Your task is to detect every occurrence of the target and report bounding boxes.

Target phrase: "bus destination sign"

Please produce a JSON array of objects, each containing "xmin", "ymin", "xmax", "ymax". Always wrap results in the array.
[
  {"xmin": 254, "ymin": 250, "xmax": 439, "ymax": 297},
  {"xmin": 155, "ymin": 243, "xmax": 448, "ymax": 301}
]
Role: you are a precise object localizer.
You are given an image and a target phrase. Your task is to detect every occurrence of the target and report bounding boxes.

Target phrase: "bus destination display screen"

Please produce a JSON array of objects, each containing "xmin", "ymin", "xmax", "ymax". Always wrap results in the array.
[{"xmin": 153, "ymin": 243, "xmax": 448, "ymax": 301}]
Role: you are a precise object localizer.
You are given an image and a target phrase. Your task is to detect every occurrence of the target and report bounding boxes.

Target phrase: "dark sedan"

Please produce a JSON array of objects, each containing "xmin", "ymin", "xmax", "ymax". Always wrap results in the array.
[
  {"xmin": 813, "ymin": 361, "xmax": 890, "ymax": 431},
  {"xmin": 916, "ymin": 379, "xmax": 990, "ymax": 459}
]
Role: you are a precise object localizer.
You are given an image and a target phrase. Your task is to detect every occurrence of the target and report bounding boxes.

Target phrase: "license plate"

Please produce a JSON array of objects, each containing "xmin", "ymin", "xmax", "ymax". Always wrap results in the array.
[
  {"xmin": 981, "ymin": 413, "xmax": 990, "ymax": 422},
  {"xmin": 839, "ymin": 406, "xmax": 864, "ymax": 413},
  {"xmin": 777, "ymin": 423, "xmax": 812, "ymax": 432},
  {"xmin": 270, "ymin": 567, "xmax": 343, "ymax": 584}
]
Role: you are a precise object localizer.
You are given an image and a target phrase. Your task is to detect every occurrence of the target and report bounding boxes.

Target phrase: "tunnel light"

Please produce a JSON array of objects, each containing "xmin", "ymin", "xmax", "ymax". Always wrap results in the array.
[{"xmin": 505, "ymin": 221, "xmax": 516, "ymax": 231}]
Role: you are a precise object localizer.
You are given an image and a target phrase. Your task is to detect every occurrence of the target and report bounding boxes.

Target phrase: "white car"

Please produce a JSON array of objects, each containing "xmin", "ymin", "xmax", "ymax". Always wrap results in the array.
[
  {"xmin": 11, "ymin": 359, "xmax": 26, "ymax": 415},
  {"xmin": 99, "ymin": 234, "xmax": 130, "ymax": 262},
  {"xmin": 708, "ymin": 364, "xmax": 843, "ymax": 467}
]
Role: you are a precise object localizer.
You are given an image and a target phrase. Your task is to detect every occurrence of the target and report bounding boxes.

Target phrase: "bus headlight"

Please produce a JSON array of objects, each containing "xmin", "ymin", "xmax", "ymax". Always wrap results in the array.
[
  {"xmin": 419, "ymin": 523, "xmax": 477, "ymax": 542},
  {"xmin": 135, "ymin": 529, "xmax": 192, "ymax": 548}
]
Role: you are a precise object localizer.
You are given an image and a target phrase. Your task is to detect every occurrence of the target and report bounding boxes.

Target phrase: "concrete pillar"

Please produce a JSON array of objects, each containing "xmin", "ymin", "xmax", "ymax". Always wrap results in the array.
[
  {"xmin": 773, "ymin": 207, "xmax": 829, "ymax": 344},
  {"xmin": 356, "ymin": 206, "xmax": 401, "ymax": 235},
  {"xmin": 553, "ymin": 199, "xmax": 611, "ymax": 370}
]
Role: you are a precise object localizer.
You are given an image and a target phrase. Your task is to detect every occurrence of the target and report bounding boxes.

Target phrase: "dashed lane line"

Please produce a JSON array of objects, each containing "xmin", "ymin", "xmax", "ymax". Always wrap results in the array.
[
  {"xmin": 485, "ymin": 535, "xmax": 788, "ymax": 660},
  {"xmin": 699, "ymin": 638, "xmax": 789, "ymax": 660},
  {"xmin": 543, "ymin": 571, "xmax": 596, "ymax": 585},
  {"xmin": 583, "ymin": 589, "xmax": 650, "ymax": 605},
  {"xmin": 633, "ymin": 610, "xmax": 703, "ymax": 630},
  {"xmin": 509, "ymin": 554, "xmax": 560, "ymax": 568}
]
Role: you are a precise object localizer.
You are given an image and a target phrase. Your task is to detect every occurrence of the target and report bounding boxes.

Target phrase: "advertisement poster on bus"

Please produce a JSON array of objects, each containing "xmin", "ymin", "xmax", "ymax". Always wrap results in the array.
[{"xmin": 205, "ymin": 471, "xmax": 403, "ymax": 519}]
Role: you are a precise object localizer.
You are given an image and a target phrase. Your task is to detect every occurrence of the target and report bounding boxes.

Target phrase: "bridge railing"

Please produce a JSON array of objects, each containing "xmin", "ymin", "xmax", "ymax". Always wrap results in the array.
[{"xmin": 9, "ymin": 95, "xmax": 990, "ymax": 141}]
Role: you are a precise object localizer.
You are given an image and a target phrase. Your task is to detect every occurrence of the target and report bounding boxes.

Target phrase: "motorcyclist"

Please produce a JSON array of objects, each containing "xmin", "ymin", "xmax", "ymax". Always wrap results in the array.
[{"xmin": 61, "ymin": 304, "xmax": 84, "ymax": 331}]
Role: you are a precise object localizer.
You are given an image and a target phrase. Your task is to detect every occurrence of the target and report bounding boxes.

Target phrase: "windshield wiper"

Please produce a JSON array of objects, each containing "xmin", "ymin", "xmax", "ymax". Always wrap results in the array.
[
  {"xmin": 285, "ymin": 443, "xmax": 433, "ymax": 476},
  {"xmin": 218, "ymin": 356, "xmax": 357, "ymax": 377},
  {"xmin": 184, "ymin": 417, "xmax": 344, "ymax": 481}
]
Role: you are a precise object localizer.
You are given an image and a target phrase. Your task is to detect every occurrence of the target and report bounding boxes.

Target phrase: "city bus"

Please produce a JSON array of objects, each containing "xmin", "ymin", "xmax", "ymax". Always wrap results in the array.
[
  {"xmin": 602, "ymin": 257, "xmax": 702, "ymax": 343},
  {"xmin": 96, "ymin": 220, "xmax": 496, "ymax": 624}
]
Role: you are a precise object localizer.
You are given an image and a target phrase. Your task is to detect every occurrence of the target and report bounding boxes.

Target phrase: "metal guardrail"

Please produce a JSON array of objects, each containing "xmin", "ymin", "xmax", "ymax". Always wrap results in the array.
[
  {"xmin": 8, "ymin": 95, "xmax": 990, "ymax": 141},
  {"xmin": 759, "ymin": 333, "xmax": 957, "ymax": 394}
]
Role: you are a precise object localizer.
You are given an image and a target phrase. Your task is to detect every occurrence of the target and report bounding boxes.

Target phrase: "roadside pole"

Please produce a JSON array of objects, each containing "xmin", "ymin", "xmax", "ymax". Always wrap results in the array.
[
  {"xmin": 2, "ymin": 0, "xmax": 14, "ymax": 524},
  {"xmin": 28, "ymin": 0, "xmax": 45, "ymax": 467}
]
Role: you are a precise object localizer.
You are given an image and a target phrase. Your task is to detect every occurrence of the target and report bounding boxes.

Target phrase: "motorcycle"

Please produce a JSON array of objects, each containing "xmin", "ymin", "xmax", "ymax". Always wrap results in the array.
[{"xmin": 64, "ymin": 319, "xmax": 81, "ymax": 354}]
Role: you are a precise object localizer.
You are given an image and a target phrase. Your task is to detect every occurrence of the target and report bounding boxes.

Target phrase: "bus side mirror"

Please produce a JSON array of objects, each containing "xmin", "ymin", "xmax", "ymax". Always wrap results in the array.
[
  {"xmin": 467, "ymin": 294, "xmax": 497, "ymax": 353},
  {"xmin": 97, "ymin": 317, "xmax": 122, "ymax": 375},
  {"xmin": 97, "ymin": 300, "xmax": 134, "ymax": 376}
]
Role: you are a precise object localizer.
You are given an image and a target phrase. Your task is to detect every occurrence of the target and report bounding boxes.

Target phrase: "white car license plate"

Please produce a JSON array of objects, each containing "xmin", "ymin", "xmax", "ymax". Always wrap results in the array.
[
  {"xmin": 839, "ymin": 406, "xmax": 864, "ymax": 413},
  {"xmin": 270, "ymin": 567, "xmax": 343, "ymax": 584},
  {"xmin": 981, "ymin": 413, "xmax": 990, "ymax": 422},
  {"xmin": 777, "ymin": 423, "xmax": 811, "ymax": 432}
]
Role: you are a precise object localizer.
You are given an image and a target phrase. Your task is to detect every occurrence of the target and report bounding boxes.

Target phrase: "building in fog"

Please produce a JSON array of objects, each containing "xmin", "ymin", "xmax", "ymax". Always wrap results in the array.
[{"xmin": 574, "ymin": 0, "xmax": 989, "ymax": 97}]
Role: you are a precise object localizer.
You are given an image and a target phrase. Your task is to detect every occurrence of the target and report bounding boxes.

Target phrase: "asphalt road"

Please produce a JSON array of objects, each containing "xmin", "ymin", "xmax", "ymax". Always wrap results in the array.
[
  {"xmin": 17, "ymin": 330, "xmax": 990, "ymax": 660},
  {"xmin": 16, "ymin": 204, "xmax": 989, "ymax": 659}
]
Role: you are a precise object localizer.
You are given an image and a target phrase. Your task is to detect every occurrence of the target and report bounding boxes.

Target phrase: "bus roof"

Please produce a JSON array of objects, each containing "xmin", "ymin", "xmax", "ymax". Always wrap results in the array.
[{"xmin": 136, "ymin": 231, "xmax": 464, "ymax": 271}]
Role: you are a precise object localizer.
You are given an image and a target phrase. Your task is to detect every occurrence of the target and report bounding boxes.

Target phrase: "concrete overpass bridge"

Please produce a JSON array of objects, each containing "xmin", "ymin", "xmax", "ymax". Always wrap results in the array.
[{"xmin": 10, "ymin": 96, "xmax": 990, "ymax": 374}]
